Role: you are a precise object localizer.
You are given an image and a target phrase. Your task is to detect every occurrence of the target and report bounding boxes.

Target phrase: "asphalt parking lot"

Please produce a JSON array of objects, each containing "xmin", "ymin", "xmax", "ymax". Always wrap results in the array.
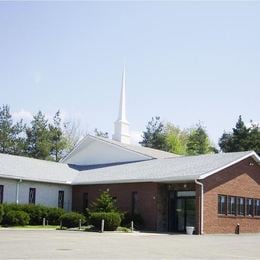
[{"xmin": 0, "ymin": 229, "xmax": 259, "ymax": 259}]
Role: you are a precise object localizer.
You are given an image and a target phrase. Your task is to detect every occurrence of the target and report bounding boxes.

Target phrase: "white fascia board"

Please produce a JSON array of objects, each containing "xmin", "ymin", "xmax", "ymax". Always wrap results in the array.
[
  {"xmin": 198, "ymin": 151, "xmax": 260, "ymax": 180},
  {"xmin": 90, "ymin": 135, "xmax": 153, "ymax": 159},
  {"xmin": 0, "ymin": 174, "xmax": 72, "ymax": 185},
  {"xmin": 60, "ymin": 136, "xmax": 88, "ymax": 163},
  {"xmin": 72, "ymin": 175, "xmax": 197, "ymax": 185}
]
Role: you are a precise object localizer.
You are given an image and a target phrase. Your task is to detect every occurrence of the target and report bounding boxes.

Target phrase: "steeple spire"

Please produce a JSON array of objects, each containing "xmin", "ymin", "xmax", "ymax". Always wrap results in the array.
[
  {"xmin": 112, "ymin": 66, "xmax": 130, "ymax": 144},
  {"xmin": 118, "ymin": 65, "xmax": 127, "ymax": 121}
]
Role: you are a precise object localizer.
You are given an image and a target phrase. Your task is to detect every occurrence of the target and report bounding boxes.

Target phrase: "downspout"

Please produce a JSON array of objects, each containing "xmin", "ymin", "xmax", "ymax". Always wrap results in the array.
[
  {"xmin": 16, "ymin": 179, "xmax": 22, "ymax": 204},
  {"xmin": 195, "ymin": 179, "xmax": 204, "ymax": 235}
]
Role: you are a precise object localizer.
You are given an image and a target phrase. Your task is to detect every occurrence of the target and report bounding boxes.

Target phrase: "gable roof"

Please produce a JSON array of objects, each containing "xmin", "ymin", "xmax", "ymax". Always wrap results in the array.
[
  {"xmin": 0, "ymin": 153, "xmax": 77, "ymax": 184},
  {"xmin": 73, "ymin": 151, "xmax": 260, "ymax": 184},
  {"xmin": 61, "ymin": 135, "xmax": 178, "ymax": 165},
  {"xmin": 0, "ymin": 151, "xmax": 259, "ymax": 185},
  {"xmin": 92, "ymin": 136, "xmax": 179, "ymax": 159}
]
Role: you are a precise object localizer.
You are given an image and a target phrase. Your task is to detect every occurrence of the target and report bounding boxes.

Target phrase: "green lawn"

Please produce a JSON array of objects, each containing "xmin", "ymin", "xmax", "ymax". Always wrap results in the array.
[{"xmin": 0, "ymin": 225, "xmax": 59, "ymax": 229}]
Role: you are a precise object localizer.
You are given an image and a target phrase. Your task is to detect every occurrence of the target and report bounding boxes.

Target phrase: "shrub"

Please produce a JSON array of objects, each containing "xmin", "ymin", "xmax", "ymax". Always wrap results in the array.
[
  {"xmin": 3, "ymin": 204, "xmax": 62, "ymax": 225},
  {"xmin": 3, "ymin": 210, "xmax": 30, "ymax": 226},
  {"xmin": 121, "ymin": 212, "xmax": 144, "ymax": 230},
  {"xmin": 60, "ymin": 212, "xmax": 86, "ymax": 228},
  {"xmin": 91, "ymin": 190, "xmax": 118, "ymax": 213},
  {"xmin": 0, "ymin": 204, "xmax": 4, "ymax": 224},
  {"xmin": 22, "ymin": 204, "xmax": 48, "ymax": 225},
  {"xmin": 89, "ymin": 212, "xmax": 121, "ymax": 231},
  {"xmin": 2, "ymin": 203, "xmax": 24, "ymax": 213},
  {"xmin": 47, "ymin": 207, "xmax": 65, "ymax": 225}
]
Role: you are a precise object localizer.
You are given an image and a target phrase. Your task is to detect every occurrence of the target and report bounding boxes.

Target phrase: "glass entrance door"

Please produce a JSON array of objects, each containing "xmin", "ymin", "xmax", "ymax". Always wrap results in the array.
[
  {"xmin": 168, "ymin": 191, "xmax": 196, "ymax": 232},
  {"xmin": 176, "ymin": 197, "xmax": 185, "ymax": 231}
]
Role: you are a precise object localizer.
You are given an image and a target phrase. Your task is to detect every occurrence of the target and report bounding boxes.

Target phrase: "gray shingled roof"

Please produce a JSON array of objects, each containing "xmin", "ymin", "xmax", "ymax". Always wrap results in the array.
[
  {"xmin": 0, "ymin": 151, "xmax": 258, "ymax": 185},
  {"xmin": 0, "ymin": 153, "xmax": 78, "ymax": 184},
  {"xmin": 73, "ymin": 151, "xmax": 258, "ymax": 184}
]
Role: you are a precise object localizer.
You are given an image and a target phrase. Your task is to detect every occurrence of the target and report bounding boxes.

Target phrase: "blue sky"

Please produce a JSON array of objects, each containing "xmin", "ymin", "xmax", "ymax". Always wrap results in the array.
[{"xmin": 0, "ymin": 1, "xmax": 259, "ymax": 146}]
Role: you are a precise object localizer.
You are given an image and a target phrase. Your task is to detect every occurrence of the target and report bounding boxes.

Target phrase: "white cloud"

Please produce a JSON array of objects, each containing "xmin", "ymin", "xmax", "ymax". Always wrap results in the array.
[
  {"xmin": 12, "ymin": 109, "xmax": 33, "ymax": 123},
  {"xmin": 130, "ymin": 130, "xmax": 143, "ymax": 146}
]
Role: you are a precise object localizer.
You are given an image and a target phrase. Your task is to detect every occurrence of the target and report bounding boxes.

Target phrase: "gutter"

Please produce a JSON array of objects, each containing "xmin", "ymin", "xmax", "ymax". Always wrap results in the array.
[{"xmin": 195, "ymin": 179, "xmax": 204, "ymax": 235}]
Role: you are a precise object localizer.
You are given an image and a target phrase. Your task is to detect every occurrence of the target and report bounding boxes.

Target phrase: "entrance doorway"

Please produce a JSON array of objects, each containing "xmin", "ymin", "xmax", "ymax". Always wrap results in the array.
[{"xmin": 168, "ymin": 191, "xmax": 196, "ymax": 232}]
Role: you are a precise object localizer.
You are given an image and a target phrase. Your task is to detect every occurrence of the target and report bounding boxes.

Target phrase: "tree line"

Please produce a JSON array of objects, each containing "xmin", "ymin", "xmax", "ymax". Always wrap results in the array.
[
  {"xmin": 141, "ymin": 116, "xmax": 260, "ymax": 155},
  {"xmin": 0, "ymin": 105, "xmax": 80, "ymax": 161},
  {"xmin": 0, "ymin": 104, "xmax": 259, "ymax": 161}
]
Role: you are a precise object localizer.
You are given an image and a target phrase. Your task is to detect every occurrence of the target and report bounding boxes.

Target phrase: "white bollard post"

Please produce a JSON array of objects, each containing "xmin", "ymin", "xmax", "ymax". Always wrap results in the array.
[
  {"xmin": 43, "ymin": 218, "xmax": 46, "ymax": 227},
  {"xmin": 101, "ymin": 219, "xmax": 105, "ymax": 233},
  {"xmin": 131, "ymin": 221, "xmax": 134, "ymax": 232}
]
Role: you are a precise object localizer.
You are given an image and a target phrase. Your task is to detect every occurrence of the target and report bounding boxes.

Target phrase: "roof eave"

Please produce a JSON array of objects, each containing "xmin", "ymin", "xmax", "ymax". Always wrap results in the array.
[
  {"xmin": 0, "ymin": 174, "xmax": 73, "ymax": 185},
  {"xmin": 198, "ymin": 151, "xmax": 260, "ymax": 180},
  {"xmin": 71, "ymin": 175, "xmax": 197, "ymax": 185}
]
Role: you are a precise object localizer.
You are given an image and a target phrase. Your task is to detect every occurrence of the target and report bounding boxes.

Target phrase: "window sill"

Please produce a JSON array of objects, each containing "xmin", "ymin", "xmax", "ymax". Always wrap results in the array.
[{"xmin": 218, "ymin": 214, "xmax": 260, "ymax": 219}]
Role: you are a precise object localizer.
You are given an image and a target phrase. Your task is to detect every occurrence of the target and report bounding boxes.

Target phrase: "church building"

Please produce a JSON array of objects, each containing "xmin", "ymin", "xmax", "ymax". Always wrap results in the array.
[{"xmin": 0, "ymin": 69, "xmax": 259, "ymax": 234}]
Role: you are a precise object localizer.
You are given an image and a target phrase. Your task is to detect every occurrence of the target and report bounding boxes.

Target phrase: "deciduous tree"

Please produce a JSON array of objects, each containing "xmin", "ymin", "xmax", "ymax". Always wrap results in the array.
[{"xmin": 186, "ymin": 124, "xmax": 216, "ymax": 155}]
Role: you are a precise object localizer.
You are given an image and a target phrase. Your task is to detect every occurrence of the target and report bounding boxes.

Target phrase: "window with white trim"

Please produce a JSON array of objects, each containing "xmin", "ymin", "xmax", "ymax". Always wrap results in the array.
[
  {"xmin": 0, "ymin": 185, "xmax": 3, "ymax": 204},
  {"xmin": 228, "ymin": 196, "xmax": 236, "ymax": 215},
  {"xmin": 255, "ymin": 199, "xmax": 260, "ymax": 216},
  {"xmin": 58, "ymin": 190, "xmax": 64, "ymax": 209},
  {"xmin": 246, "ymin": 198, "xmax": 254, "ymax": 216},
  {"xmin": 29, "ymin": 188, "xmax": 36, "ymax": 204},
  {"xmin": 237, "ymin": 197, "xmax": 245, "ymax": 216}
]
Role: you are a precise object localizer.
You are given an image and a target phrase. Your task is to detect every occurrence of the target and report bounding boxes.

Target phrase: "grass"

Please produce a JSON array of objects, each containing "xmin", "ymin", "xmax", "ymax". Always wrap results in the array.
[
  {"xmin": 1, "ymin": 225, "xmax": 59, "ymax": 229},
  {"xmin": 117, "ymin": 226, "xmax": 131, "ymax": 232}
]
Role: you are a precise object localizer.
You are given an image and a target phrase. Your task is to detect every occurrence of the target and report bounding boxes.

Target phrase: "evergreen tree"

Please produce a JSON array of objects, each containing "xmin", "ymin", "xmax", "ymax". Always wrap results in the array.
[
  {"xmin": 11, "ymin": 120, "xmax": 26, "ymax": 155},
  {"xmin": 49, "ymin": 111, "xmax": 68, "ymax": 162},
  {"xmin": 219, "ymin": 116, "xmax": 260, "ymax": 154},
  {"xmin": 232, "ymin": 115, "xmax": 251, "ymax": 151},
  {"xmin": 140, "ymin": 116, "xmax": 167, "ymax": 150},
  {"xmin": 91, "ymin": 190, "xmax": 118, "ymax": 213},
  {"xmin": 25, "ymin": 111, "xmax": 52, "ymax": 160},
  {"xmin": 0, "ymin": 105, "xmax": 25, "ymax": 155}
]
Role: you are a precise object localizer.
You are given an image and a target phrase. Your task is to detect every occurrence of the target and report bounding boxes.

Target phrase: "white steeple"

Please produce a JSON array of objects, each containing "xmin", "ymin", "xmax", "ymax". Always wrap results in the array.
[{"xmin": 112, "ymin": 66, "xmax": 130, "ymax": 144}]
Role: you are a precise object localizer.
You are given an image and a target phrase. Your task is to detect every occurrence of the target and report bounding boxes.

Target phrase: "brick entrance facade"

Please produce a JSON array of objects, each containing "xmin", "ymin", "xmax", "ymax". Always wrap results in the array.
[
  {"xmin": 72, "ymin": 157, "xmax": 260, "ymax": 234},
  {"xmin": 201, "ymin": 157, "xmax": 260, "ymax": 234}
]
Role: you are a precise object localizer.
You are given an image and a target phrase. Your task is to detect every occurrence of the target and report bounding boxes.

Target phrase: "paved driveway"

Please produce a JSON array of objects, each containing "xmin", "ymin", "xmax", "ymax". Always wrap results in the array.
[{"xmin": 0, "ymin": 230, "xmax": 259, "ymax": 259}]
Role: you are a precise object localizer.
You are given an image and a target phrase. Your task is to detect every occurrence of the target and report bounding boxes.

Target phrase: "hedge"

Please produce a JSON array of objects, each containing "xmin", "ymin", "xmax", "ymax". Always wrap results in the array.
[
  {"xmin": 47, "ymin": 207, "xmax": 65, "ymax": 225},
  {"xmin": 0, "ymin": 204, "xmax": 4, "ymax": 224},
  {"xmin": 60, "ymin": 212, "xmax": 86, "ymax": 228},
  {"xmin": 89, "ymin": 212, "xmax": 121, "ymax": 231},
  {"xmin": 3, "ymin": 210, "xmax": 30, "ymax": 226},
  {"xmin": 2, "ymin": 204, "xmax": 64, "ymax": 225}
]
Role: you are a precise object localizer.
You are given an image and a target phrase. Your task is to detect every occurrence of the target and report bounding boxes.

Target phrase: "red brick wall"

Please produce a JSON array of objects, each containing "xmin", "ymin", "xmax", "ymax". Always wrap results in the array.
[
  {"xmin": 72, "ymin": 182, "xmax": 158, "ymax": 230},
  {"xmin": 202, "ymin": 157, "xmax": 260, "ymax": 234}
]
